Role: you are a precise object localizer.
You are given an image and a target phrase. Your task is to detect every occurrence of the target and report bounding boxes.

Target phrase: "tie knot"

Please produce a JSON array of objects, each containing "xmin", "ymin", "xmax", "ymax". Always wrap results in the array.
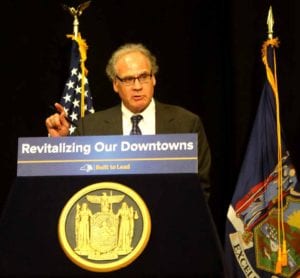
[
  {"xmin": 131, "ymin": 114, "xmax": 143, "ymax": 124},
  {"xmin": 130, "ymin": 115, "xmax": 143, "ymax": 135}
]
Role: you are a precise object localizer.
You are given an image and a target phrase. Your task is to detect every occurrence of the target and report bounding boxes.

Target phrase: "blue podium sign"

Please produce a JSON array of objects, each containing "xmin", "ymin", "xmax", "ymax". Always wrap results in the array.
[{"xmin": 17, "ymin": 134, "xmax": 198, "ymax": 176}]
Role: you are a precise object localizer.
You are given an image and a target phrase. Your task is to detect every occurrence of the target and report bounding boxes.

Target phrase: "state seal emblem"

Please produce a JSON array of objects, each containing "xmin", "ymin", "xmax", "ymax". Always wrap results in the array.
[{"xmin": 58, "ymin": 182, "xmax": 151, "ymax": 272}]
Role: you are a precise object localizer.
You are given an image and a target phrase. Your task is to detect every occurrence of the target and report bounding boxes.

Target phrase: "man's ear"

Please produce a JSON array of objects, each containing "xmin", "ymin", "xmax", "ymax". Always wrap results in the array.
[
  {"xmin": 152, "ymin": 75, "xmax": 156, "ymax": 87},
  {"xmin": 113, "ymin": 80, "xmax": 119, "ymax": 93}
]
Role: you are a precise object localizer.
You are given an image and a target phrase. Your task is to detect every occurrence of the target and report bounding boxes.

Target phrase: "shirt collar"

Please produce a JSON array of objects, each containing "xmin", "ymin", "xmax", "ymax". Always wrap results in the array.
[{"xmin": 121, "ymin": 98, "xmax": 155, "ymax": 119}]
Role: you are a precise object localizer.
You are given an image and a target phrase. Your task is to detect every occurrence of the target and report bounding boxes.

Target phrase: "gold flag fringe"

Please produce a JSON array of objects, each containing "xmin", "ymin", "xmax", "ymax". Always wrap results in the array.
[{"xmin": 67, "ymin": 33, "xmax": 89, "ymax": 118}]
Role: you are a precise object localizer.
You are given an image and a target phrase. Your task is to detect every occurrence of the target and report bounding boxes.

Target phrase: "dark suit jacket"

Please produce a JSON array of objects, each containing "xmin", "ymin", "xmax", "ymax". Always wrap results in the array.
[{"xmin": 75, "ymin": 101, "xmax": 211, "ymax": 198}]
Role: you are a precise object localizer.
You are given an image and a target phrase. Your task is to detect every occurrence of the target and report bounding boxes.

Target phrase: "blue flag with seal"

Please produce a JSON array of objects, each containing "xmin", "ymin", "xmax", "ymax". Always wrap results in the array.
[
  {"xmin": 60, "ymin": 33, "xmax": 94, "ymax": 135},
  {"xmin": 224, "ymin": 37, "xmax": 300, "ymax": 277}
]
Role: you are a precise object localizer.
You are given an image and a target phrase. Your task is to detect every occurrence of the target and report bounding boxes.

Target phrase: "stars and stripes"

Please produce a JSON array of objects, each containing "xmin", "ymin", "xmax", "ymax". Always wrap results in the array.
[{"xmin": 60, "ymin": 35, "xmax": 94, "ymax": 134}]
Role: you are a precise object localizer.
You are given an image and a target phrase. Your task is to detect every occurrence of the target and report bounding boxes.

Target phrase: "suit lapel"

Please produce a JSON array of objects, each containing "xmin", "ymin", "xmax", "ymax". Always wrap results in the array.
[
  {"xmin": 155, "ymin": 101, "xmax": 175, "ymax": 133},
  {"xmin": 101, "ymin": 105, "xmax": 123, "ymax": 134}
]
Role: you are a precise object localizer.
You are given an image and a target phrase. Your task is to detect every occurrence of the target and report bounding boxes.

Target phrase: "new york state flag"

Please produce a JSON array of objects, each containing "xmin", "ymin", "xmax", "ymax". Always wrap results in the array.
[{"xmin": 224, "ymin": 38, "xmax": 300, "ymax": 278}]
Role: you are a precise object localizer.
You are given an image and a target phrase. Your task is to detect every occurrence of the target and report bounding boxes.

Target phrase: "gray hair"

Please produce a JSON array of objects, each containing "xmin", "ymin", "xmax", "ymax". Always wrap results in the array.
[{"xmin": 105, "ymin": 43, "xmax": 159, "ymax": 81}]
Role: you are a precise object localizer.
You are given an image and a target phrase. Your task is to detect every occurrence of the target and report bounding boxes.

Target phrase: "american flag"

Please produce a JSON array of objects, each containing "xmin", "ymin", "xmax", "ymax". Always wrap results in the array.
[{"xmin": 60, "ymin": 35, "xmax": 94, "ymax": 135}]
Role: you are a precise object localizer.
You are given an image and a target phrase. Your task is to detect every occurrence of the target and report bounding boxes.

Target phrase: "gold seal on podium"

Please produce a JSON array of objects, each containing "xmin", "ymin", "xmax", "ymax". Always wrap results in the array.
[{"xmin": 58, "ymin": 182, "xmax": 151, "ymax": 272}]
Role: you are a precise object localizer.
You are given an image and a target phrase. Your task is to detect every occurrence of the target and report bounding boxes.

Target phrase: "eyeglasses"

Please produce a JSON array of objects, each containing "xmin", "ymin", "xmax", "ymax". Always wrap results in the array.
[{"xmin": 116, "ymin": 72, "xmax": 152, "ymax": 86}]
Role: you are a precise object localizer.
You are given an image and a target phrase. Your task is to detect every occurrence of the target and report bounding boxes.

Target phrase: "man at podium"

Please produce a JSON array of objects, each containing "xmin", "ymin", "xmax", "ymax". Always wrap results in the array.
[{"xmin": 45, "ymin": 43, "xmax": 211, "ymax": 199}]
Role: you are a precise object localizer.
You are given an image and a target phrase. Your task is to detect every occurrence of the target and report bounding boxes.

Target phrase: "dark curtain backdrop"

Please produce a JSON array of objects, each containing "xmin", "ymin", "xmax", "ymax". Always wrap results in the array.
[{"xmin": 2, "ymin": 0, "xmax": 300, "ymax": 244}]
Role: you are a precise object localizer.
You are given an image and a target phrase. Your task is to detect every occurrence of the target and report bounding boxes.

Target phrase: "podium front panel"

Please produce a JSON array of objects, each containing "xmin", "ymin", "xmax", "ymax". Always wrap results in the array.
[{"xmin": 0, "ymin": 174, "xmax": 225, "ymax": 277}]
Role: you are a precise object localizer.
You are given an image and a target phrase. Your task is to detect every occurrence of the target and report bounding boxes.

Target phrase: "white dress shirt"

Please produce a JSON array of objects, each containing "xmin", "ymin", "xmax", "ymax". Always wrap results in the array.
[{"xmin": 121, "ymin": 98, "xmax": 156, "ymax": 135}]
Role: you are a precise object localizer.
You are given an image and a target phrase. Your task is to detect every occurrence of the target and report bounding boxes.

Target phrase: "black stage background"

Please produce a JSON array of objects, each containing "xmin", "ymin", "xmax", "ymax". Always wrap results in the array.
[{"xmin": 1, "ymin": 0, "xmax": 300, "ymax": 246}]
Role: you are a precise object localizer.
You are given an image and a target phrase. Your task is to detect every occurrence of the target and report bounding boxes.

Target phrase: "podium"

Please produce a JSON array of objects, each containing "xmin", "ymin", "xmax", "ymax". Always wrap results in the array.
[{"xmin": 0, "ymin": 135, "xmax": 226, "ymax": 277}]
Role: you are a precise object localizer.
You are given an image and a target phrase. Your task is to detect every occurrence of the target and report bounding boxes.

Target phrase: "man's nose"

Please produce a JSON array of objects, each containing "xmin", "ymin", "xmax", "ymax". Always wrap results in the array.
[{"xmin": 132, "ymin": 78, "xmax": 142, "ymax": 88}]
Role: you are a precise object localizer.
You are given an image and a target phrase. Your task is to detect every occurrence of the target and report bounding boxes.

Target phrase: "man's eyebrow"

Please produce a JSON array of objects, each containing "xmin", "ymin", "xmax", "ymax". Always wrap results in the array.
[{"xmin": 122, "ymin": 71, "xmax": 150, "ymax": 78}]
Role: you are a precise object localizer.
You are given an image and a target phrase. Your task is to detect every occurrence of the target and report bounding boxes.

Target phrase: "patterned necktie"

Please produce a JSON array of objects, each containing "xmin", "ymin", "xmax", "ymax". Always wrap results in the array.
[{"xmin": 130, "ymin": 115, "xmax": 143, "ymax": 135}]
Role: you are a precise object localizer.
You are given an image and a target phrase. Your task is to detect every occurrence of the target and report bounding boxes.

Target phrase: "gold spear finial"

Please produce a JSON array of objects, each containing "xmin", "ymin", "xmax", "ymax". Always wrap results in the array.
[
  {"xmin": 62, "ymin": 1, "xmax": 91, "ymax": 38},
  {"xmin": 267, "ymin": 6, "xmax": 274, "ymax": 39}
]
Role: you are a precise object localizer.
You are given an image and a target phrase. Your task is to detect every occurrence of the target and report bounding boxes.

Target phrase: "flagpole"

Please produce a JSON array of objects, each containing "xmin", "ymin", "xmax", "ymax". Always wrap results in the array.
[
  {"xmin": 62, "ymin": 1, "xmax": 91, "ymax": 118},
  {"xmin": 62, "ymin": 1, "xmax": 91, "ymax": 38},
  {"xmin": 267, "ymin": 6, "xmax": 274, "ymax": 39},
  {"xmin": 266, "ymin": 5, "xmax": 288, "ymax": 273}
]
